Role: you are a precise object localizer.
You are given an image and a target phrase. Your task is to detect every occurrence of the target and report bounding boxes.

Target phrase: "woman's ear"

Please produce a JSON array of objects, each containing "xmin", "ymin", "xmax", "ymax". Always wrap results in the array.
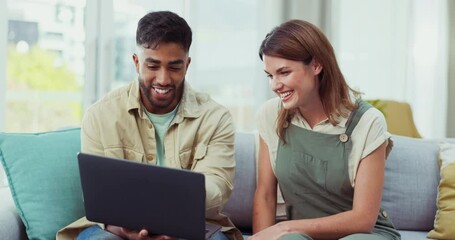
[{"xmin": 312, "ymin": 59, "xmax": 323, "ymax": 75}]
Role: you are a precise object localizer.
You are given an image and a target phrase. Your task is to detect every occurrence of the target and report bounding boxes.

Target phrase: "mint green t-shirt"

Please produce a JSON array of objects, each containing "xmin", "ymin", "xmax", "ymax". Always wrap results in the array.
[{"xmin": 144, "ymin": 105, "xmax": 179, "ymax": 166}]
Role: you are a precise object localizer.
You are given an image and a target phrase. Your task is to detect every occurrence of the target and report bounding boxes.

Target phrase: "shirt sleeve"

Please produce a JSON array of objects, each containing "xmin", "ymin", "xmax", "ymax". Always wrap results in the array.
[
  {"xmin": 349, "ymin": 107, "xmax": 391, "ymax": 185},
  {"xmin": 191, "ymin": 110, "xmax": 236, "ymax": 220},
  {"xmin": 80, "ymin": 106, "xmax": 105, "ymax": 155},
  {"xmin": 359, "ymin": 108, "xmax": 391, "ymax": 159},
  {"xmin": 256, "ymin": 98, "xmax": 281, "ymax": 150}
]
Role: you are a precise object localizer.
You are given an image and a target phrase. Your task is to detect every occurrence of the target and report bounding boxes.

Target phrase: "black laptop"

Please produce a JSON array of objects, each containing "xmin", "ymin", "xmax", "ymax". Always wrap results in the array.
[{"xmin": 77, "ymin": 152, "xmax": 221, "ymax": 240}]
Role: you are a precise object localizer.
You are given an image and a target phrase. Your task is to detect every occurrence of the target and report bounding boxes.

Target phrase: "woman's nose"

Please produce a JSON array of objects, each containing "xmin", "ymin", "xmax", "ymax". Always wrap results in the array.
[{"xmin": 270, "ymin": 77, "xmax": 283, "ymax": 91}]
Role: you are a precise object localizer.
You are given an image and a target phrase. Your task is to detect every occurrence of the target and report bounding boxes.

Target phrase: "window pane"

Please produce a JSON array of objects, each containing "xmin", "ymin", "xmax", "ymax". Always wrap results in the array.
[
  {"xmin": 6, "ymin": 0, "xmax": 86, "ymax": 132},
  {"xmin": 188, "ymin": 0, "xmax": 262, "ymax": 131}
]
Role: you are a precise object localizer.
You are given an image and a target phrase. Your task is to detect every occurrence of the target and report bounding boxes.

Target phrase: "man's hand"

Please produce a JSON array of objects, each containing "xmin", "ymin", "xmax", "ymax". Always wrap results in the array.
[{"xmin": 106, "ymin": 225, "xmax": 176, "ymax": 240}]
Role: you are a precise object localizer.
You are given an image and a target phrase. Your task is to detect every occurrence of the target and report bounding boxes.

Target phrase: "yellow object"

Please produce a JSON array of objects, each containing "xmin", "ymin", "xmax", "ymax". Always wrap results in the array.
[
  {"xmin": 367, "ymin": 99, "xmax": 422, "ymax": 138},
  {"xmin": 428, "ymin": 143, "xmax": 455, "ymax": 239}
]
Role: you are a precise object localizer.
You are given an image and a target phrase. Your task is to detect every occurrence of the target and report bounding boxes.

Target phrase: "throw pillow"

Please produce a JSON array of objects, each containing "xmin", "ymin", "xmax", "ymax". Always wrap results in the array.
[
  {"xmin": 0, "ymin": 162, "xmax": 7, "ymax": 187},
  {"xmin": 428, "ymin": 142, "xmax": 455, "ymax": 239},
  {"xmin": 0, "ymin": 128, "xmax": 85, "ymax": 240},
  {"xmin": 382, "ymin": 135, "xmax": 440, "ymax": 230}
]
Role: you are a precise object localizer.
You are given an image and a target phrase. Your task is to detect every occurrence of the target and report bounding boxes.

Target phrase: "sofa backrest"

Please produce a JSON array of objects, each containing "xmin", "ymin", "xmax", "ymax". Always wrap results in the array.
[
  {"xmin": 224, "ymin": 132, "xmax": 450, "ymax": 233},
  {"xmin": 223, "ymin": 132, "xmax": 256, "ymax": 233},
  {"xmin": 381, "ymin": 135, "xmax": 440, "ymax": 231}
]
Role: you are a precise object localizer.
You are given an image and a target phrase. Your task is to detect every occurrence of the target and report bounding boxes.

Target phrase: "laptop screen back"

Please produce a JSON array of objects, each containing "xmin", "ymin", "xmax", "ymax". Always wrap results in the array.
[{"xmin": 77, "ymin": 152, "xmax": 206, "ymax": 240}]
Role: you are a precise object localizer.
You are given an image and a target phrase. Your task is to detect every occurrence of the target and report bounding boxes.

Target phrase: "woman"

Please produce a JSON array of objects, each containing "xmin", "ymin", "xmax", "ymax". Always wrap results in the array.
[{"xmin": 250, "ymin": 20, "xmax": 400, "ymax": 240}]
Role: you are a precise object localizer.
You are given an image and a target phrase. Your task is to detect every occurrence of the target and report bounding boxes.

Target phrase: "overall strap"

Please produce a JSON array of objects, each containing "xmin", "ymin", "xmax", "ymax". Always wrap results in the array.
[{"xmin": 344, "ymin": 100, "xmax": 372, "ymax": 136}]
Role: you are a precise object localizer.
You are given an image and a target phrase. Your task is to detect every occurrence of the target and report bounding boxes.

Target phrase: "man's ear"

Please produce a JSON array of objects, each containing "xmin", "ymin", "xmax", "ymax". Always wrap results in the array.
[
  {"xmin": 132, "ymin": 53, "xmax": 139, "ymax": 73},
  {"xmin": 185, "ymin": 57, "xmax": 191, "ymax": 71},
  {"xmin": 312, "ymin": 59, "xmax": 322, "ymax": 75}
]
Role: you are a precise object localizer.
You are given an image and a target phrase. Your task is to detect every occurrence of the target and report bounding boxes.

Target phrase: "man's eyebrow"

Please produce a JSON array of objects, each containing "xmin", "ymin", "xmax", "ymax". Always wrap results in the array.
[
  {"xmin": 144, "ymin": 57, "xmax": 161, "ymax": 64},
  {"xmin": 169, "ymin": 59, "xmax": 184, "ymax": 65},
  {"xmin": 144, "ymin": 58, "xmax": 184, "ymax": 65}
]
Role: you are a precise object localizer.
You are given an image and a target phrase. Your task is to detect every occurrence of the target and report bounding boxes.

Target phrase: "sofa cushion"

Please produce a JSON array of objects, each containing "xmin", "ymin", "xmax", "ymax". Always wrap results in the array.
[
  {"xmin": 382, "ymin": 135, "xmax": 440, "ymax": 230},
  {"xmin": 223, "ymin": 132, "xmax": 256, "ymax": 233},
  {"xmin": 428, "ymin": 142, "xmax": 455, "ymax": 239},
  {"xmin": 399, "ymin": 230, "xmax": 434, "ymax": 240},
  {"xmin": 0, "ymin": 128, "xmax": 84, "ymax": 240},
  {"xmin": 0, "ymin": 187, "xmax": 27, "ymax": 240}
]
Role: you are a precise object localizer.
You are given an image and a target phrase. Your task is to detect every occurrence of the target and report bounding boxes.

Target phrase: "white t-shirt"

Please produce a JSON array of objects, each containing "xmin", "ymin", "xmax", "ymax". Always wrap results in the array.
[{"xmin": 257, "ymin": 97, "xmax": 390, "ymax": 187}]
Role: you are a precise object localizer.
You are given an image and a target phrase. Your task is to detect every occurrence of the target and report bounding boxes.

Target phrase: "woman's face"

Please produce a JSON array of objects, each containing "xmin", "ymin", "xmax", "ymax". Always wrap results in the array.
[{"xmin": 263, "ymin": 54, "xmax": 322, "ymax": 110}]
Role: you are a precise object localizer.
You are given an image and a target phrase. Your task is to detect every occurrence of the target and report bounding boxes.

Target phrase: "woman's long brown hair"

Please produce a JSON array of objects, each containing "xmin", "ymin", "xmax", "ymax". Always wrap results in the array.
[{"xmin": 259, "ymin": 20, "xmax": 359, "ymax": 142}]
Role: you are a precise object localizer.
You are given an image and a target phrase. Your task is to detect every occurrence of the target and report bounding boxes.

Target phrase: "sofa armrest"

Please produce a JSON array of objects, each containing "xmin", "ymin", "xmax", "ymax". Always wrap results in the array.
[{"xmin": 0, "ymin": 186, "xmax": 28, "ymax": 240}]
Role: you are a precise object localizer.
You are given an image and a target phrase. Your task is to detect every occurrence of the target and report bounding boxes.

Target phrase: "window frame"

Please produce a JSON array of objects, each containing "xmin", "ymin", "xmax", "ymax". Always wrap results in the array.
[{"xmin": 0, "ymin": 0, "xmax": 6, "ymax": 131}]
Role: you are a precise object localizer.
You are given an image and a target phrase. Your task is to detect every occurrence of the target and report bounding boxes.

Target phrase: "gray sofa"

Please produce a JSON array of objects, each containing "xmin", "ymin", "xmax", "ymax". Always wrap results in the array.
[
  {"xmin": 223, "ymin": 133, "xmax": 451, "ymax": 240},
  {"xmin": 0, "ymin": 132, "xmax": 451, "ymax": 240}
]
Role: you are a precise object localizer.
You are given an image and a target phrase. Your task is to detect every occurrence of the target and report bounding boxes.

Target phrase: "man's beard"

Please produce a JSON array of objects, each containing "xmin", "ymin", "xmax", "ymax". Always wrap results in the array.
[{"xmin": 138, "ymin": 77, "xmax": 182, "ymax": 111}]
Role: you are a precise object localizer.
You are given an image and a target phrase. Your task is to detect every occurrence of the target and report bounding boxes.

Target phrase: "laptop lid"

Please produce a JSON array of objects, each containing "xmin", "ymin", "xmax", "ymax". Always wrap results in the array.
[{"xmin": 77, "ymin": 152, "xmax": 213, "ymax": 240}]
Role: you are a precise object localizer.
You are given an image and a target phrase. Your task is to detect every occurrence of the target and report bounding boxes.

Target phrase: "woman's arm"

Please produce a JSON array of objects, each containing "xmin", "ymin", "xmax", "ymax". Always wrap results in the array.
[
  {"xmin": 252, "ymin": 136, "xmax": 279, "ymax": 233},
  {"xmin": 250, "ymin": 141, "xmax": 388, "ymax": 240}
]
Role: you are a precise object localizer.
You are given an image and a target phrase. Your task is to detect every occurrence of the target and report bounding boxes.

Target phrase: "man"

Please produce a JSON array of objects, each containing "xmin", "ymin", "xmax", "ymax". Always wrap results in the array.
[{"xmin": 57, "ymin": 11, "xmax": 242, "ymax": 240}]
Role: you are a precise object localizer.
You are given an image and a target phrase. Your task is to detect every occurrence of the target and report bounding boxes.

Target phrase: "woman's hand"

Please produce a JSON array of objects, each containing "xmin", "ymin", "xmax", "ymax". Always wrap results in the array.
[{"xmin": 248, "ymin": 222, "xmax": 290, "ymax": 240}]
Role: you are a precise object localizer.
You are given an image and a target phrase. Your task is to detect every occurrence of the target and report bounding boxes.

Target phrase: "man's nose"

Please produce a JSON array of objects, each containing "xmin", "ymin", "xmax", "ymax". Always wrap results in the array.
[{"xmin": 156, "ymin": 69, "xmax": 171, "ymax": 85}]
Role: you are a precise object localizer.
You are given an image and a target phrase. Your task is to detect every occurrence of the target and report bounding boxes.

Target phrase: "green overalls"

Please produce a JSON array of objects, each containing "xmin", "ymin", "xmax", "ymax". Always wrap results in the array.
[{"xmin": 275, "ymin": 101, "xmax": 400, "ymax": 240}]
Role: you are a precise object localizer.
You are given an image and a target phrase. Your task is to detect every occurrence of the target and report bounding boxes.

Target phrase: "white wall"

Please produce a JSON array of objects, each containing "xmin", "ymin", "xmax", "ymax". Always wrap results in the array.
[
  {"xmin": 0, "ymin": 0, "xmax": 6, "ymax": 131},
  {"xmin": 281, "ymin": 0, "xmax": 451, "ymax": 138},
  {"xmin": 448, "ymin": 0, "xmax": 455, "ymax": 138}
]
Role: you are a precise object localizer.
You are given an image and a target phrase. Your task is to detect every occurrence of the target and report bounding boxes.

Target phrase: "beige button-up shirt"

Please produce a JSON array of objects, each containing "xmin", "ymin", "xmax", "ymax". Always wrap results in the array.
[{"xmin": 57, "ymin": 80, "xmax": 242, "ymax": 239}]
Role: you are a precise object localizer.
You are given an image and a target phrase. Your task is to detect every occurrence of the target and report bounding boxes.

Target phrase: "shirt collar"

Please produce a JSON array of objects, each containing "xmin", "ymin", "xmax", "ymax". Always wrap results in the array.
[{"xmin": 292, "ymin": 109, "xmax": 350, "ymax": 128}]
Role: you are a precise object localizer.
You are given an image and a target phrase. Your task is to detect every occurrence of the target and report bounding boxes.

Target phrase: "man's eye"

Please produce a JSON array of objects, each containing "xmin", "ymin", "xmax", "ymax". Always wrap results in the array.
[
  {"xmin": 266, "ymin": 74, "xmax": 272, "ymax": 79},
  {"xmin": 281, "ymin": 71, "xmax": 290, "ymax": 76},
  {"xmin": 169, "ymin": 67, "xmax": 182, "ymax": 71},
  {"xmin": 147, "ymin": 65, "xmax": 159, "ymax": 70}
]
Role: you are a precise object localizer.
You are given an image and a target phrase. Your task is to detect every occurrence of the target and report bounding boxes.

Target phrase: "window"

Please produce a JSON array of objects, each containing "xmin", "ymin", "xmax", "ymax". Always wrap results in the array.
[
  {"xmin": 110, "ymin": 0, "xmax": 266, "ymax": 131},
  {"xmin": 4, "ymin": 0, "xmax": 86, "ymax": 132},
  {"xmin": 1, "ymin": 0, "xmax": 279, "ymax": 132}
]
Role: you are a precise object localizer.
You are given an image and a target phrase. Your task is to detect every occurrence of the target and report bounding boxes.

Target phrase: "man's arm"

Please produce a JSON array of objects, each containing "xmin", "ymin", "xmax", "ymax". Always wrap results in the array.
[
  {"xmin": 191, "ymin": 110, "xmax": 236, "ymax": 219},
  {"xmin": 80, "ymin": 110, "xmax": 104, "ymax": 155}
]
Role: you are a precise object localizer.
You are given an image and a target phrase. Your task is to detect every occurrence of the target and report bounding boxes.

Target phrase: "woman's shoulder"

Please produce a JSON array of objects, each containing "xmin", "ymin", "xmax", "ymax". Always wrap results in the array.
[
  {"xmin": 257, "ymin": 98, "xmax": 281, "ymax": 140},
  {"xmin": 360, "ymin": 105, "xmax": 387, "ymax": 127},
  {"xmin": 258, "ymin": 97, "xmax": 281, "ymax": 117},
  {"xmin": 353, "ymin": 105, "xmax": 389, "ymax": 140}
]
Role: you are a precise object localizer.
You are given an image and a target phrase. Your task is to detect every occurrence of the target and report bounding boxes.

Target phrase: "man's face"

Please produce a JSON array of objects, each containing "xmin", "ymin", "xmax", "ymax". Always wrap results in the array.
[{"xmin": 133, "ymin": 42, "xmax": 191, "ymax": 114}]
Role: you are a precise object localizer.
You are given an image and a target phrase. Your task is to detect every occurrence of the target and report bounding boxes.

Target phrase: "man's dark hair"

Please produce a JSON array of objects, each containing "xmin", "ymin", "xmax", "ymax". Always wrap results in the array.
[{"xmin": 136, "ymin": 11, "xmax": 192, "ymax": 52}]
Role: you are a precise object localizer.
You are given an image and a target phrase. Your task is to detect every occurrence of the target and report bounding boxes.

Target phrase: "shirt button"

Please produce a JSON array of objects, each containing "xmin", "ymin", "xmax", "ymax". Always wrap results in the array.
[
  {"xmin": 148, "ymin": 124, "xmax": 153, "ymax": 129},
  {"xmin": 339, "ymin": 133, "xmax": 349, "ymax": 142},
  {"xmin": 146, "ymin": 155, "xmax": 154, "ymax": 161}
]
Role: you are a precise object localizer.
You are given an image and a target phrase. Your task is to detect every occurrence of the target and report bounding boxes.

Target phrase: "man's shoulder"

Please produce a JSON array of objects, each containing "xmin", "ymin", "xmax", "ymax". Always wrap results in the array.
[
  {"xmin": 196, "ymin": 92, "xmax": 226, "ymax": 110},
  {"xmin": 185, "ymin": 87, "xmax": 231, "ymax": 116},
  {"xmin": 87, "ymin": 83, "xmax": 133, "ymax": 113}
]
